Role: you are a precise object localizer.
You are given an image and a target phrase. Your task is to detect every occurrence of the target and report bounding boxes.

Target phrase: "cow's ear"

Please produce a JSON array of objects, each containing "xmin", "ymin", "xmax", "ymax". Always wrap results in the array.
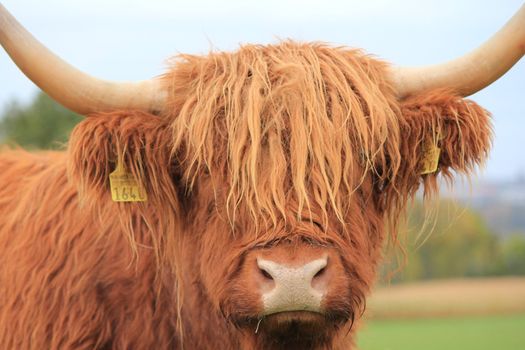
[
  {"xmin": 67, "ymin": 111, "xmax": 178, "ymax": 206},
  {"xmin": 396, "ymin": 89, "xmax": 492, "ymax": 197}
]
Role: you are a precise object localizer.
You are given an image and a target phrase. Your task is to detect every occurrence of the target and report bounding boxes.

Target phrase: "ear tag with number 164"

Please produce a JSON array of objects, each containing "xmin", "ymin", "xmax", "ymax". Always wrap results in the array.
[
  {"xmin": 419, "ymin": 136, "xmax": 441, "ymax": 175},
  {"xmin": 109, "ymin": 159, "xmax": 147, "ymax": 202}
]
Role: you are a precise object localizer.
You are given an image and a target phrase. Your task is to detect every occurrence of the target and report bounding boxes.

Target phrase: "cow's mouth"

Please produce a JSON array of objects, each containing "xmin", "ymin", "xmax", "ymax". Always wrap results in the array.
[
  {"xmin": 256, "ymin": 311, "xmax": 327, "ymax": 334},
  {"xmin": 262, "ymin": 310, "xmax": 350, "ymax": 334},
  {"xmin": 231, "ymin": 308, "xmax": 352, "ymax": 331},
  {"xmin": 241, "ymin": 311, "xmax": 345, "ymax": 349}
]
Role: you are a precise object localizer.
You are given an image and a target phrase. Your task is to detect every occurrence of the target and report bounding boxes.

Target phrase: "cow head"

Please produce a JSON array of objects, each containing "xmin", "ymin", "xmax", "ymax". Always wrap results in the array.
[
  {"xmin": 64, "ymin": 44, "xmax": 493, "ymax": 347},
  {"xmin": 1, "ymin": 4, "xmax": 523, "ymax": 349}
]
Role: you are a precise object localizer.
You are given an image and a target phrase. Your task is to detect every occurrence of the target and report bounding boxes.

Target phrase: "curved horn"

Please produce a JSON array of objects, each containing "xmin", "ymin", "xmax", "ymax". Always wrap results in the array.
[
  {"xmin": 0, "ymin": 4, "xmax": 166, "ymax": 115},
  {"xmin": 391, "ymin": 4, "xmax": 525, "ymax": 98}
]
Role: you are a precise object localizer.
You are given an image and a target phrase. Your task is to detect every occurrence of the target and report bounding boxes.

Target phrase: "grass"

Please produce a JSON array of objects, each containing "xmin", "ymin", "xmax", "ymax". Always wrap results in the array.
[
  {"xmin": 357, "ymin": 314, "xmax": 525, "ymax": 350},
  {"xmin": 356, "ymin": 278, "xmax": 525, "ymax": 350}
]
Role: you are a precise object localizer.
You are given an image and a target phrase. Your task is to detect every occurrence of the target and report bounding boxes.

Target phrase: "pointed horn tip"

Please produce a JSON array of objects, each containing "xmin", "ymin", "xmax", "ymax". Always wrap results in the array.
[
  {"xmin": 0, "ymin": 4, "xmax": 166, "ymax": 115},
  {"xmin": 390, "ymin": 4, "xmax": 525, "ymax": 98}
]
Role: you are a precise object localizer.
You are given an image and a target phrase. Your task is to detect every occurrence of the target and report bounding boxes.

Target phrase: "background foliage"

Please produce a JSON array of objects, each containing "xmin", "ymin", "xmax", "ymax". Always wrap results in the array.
[
  {"xmin": 383, "ymin": 201, "xmax": 525, "ymax": 283},
  {"xmin": 0, "ymin": 91, "xmax": 81, "ymax": 149}
]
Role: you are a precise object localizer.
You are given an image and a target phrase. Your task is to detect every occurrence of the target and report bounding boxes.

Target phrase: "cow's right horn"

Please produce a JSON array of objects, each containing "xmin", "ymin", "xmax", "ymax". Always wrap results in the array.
[
  {"xmin": 0, "ymin": 4, "xmax": 166, "ymax": 115},
  {"xmin": 390, "ymin": 4, "xmax": 525, "ymax": 99}
]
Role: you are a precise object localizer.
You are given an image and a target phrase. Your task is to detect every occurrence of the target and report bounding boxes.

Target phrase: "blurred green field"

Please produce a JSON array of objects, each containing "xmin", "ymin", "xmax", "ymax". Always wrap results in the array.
[
  {"xmin": 357, "ymin": 278, "xmax": 525, "ymax": 350},
  {"xmin": 358, "ymin": 314, "xmax": 525, "ymax": 350}
]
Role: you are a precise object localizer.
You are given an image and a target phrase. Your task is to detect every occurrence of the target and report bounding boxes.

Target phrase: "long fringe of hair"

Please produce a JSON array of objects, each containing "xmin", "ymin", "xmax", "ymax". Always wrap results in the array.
[{"xmin": 163, "ymin": 41, "xmax": 402, "ymax": 236}]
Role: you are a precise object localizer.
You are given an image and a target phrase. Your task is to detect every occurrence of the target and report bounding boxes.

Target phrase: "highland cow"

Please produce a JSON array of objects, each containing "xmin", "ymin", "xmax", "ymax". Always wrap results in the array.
[{"xmin": 0, "ymin": 4, "xmax": 524, "ymax": 350}]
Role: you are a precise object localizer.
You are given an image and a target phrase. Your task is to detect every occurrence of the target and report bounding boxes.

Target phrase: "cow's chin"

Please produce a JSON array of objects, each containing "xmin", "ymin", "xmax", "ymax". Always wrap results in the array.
[{"xmin": 234, "ymin": 310, "xmax": 350, "ymax": 350}]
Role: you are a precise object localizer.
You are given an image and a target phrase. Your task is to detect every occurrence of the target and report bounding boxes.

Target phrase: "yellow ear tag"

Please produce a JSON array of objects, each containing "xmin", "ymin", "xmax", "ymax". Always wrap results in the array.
[
  {"xmin": 419, "ymin": 136, "xmax": 441, "ymax": 175},
  {"xmin": 109, "ymin": 158, "xmax": 147, "ymax": 202}
]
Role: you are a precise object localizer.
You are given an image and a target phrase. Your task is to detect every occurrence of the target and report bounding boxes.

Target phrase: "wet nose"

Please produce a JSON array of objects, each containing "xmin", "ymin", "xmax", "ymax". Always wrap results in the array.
[{"xmin": 256, "ymin": 256, "xmax": 329, "ymax": 315}]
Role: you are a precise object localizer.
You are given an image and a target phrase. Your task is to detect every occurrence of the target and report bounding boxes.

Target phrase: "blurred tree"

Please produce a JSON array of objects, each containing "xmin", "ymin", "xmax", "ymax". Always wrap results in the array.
[
  {"xmin": 383, "ymin": 200, "xmax": 504, "ymax": 283},
  {"xmin": 0, "ymin": 91, "xmax": 81, "ymax": 149},
  {"xmin": 500, "ymin": 234, "xmax": 525, "ymax": 275}
]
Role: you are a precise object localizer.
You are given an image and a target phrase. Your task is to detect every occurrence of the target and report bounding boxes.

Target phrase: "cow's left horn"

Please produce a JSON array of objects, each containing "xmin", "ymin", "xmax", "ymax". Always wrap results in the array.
[
  {"xmin": 0, "ymin": 4, "xmax": 166, "ymax": 115},
  {"xmin": 390, "ymin": 4, "xmax": 525, "ymax": 98}
]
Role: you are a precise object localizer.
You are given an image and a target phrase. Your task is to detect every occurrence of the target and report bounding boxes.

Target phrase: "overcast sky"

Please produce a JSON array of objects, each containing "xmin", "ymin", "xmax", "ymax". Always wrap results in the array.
[{"xmin": 1, "ymin": 0, "xmax": 524, "ymax": 181}]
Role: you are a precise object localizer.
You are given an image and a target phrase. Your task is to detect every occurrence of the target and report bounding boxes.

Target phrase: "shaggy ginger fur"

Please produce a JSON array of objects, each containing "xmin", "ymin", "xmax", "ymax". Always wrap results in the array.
[{"xmin": 0, "ymin": 42, "xmax": 491, "ymax": 349}]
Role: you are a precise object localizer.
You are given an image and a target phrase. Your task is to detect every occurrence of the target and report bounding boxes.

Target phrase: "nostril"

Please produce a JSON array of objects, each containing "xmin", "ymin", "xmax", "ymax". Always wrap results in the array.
[
  {"xmin": 313, "ymin": 266, "xmax": 326, "ymax": 279},
  {"xmin": 311, "ymin": 258, "xmax": 329, "ymax": 292},
  {"xmin": 259, "ymin": 267, "xmax": 274, "ymax": 281}
]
